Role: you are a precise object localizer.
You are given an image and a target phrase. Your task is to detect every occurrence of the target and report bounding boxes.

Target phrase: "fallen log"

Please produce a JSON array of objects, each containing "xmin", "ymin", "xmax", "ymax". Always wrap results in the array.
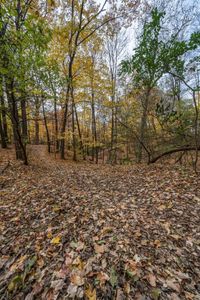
[{"xmin": 149, "ymin": 146, "xmax": 200, "ymax": 163}]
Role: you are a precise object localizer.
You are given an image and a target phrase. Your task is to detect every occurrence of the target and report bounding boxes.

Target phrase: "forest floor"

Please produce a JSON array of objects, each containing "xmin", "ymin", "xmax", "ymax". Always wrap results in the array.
[{"xmin": 0, "ymin": 146, "xmax": 200, "ymax": 300}]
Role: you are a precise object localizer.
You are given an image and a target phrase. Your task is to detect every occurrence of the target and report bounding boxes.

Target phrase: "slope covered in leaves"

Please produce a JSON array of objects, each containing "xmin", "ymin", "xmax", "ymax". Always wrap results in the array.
[{"xmin": 0, "ymin": 146, "xmax": 200, "ymax": 300}]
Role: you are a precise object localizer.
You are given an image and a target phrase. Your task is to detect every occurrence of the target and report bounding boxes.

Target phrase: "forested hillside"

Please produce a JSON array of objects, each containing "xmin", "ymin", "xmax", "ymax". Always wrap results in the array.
[
  {"xmin": 0, "ymin": 0, "xmax": 200, "ymax": 299},
  {"xmin": 0, "ymin": 0, "xmax": 200, "ymax": 168}
]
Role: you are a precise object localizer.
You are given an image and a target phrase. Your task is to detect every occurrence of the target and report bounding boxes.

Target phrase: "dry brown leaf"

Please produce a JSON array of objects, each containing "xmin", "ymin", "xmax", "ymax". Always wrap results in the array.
[
  {"xmin": 116, "ymin": 288, "xmax": 124, "ymax": 300},
  {"xmin": 147, "ymin": 273, "xmax": 156, "ymax": 287},
  {"xmin": 96, "ymin": 271, "xmax": 109, "ymax": 285},
  {"xmin": 170, "ymin": 293, "xmax": 181, "ymax": 300},
  {"xmin": 70, "ymin": 273, "xmax": 85, "ymax": 286},
  {"xmin": 94, "ymin": 243, "xmax": 106, "ymax": 254},
  {"xmin": 166, "ymin": 280, "xmax": 180, "ymax": 293},
  {"xmin": 67, "ymin": 283, "xmax": 78, "ymax": 298}
]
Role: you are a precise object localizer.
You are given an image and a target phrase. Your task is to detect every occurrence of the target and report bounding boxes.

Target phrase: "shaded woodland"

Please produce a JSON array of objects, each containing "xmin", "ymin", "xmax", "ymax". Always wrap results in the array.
[
  {"xmin": 0, "ymin": 1, "xmax": 200, "ymax": 300},
  {"xmin": 0, "ymin": 0, "xmax": 200, "ymax": 170}
]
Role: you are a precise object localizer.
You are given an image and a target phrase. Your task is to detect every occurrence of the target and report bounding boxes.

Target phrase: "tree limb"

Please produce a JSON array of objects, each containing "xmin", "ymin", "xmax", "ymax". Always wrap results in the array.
[{"xmin": 149, "ymin": 145, "xmax": 200, "ymax": 163}]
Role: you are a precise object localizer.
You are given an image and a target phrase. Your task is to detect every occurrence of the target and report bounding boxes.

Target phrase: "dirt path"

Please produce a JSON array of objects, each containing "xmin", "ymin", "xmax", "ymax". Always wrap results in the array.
[{"xmin": 0, "ymin": 146, "xmax": 200, "ymax": 299}]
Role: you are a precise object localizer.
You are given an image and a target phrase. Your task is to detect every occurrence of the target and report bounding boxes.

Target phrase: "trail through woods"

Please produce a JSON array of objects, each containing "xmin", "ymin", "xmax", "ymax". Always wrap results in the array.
[{"xmin": 0, "ymin": 146, "xmax": 200, "ymax": 300}]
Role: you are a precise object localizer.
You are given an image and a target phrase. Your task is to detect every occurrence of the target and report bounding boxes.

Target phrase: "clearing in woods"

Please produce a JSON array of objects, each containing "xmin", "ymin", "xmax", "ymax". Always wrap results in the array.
[{"xmin": 0, "ymin": 146, "xmax": 200, "ymax": 299}]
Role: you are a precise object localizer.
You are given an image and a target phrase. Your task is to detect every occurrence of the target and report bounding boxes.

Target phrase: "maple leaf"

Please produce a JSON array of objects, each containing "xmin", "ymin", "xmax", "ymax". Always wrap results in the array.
[
  {"xmin": 51, "ymin": 236, "xmax": 61, "ymax": 244},
  {"xmin": 85, "ymin": 285, "xmax": 97, "ymax": 300}
]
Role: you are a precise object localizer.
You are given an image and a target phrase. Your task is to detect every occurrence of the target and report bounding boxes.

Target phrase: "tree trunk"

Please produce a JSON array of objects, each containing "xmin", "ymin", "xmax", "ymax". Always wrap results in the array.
[
  {"xmin": 0, "ymin": 96, "xmax": 7, "ymax": 148},
  {"xmin": 0, "ymin": 112, "xmax": 7, "ymax": 148},
  {"xmin": 42, "ymin": 97, "xmax": 51, "ymax": 153},
  {"xmin": 0, "ymin": 95, "xmax": 8, "ymax": 145},
  {"xmin": 193, "ymin": 90, "xmax": 199, "ymax": 173},
  {"xmin": 74, "ymin": 100, "xmax": 85, "ymax": 160},
  {"xmin": 72, "ymin": 100, "xmax": 77, "ymax": 161},
  {"xmin": 35, "ymin": 97, "xmax": 40, "ymax": 145},
  {"xmin": 60, "ymin": 86, "xmax": 70, "ymax": 159},
  {"xmin": 138, "ymin": 88, "xmax": 150, "ymax": 163},
  {"xmin": 91, "ymin": 90, "xmax": 98, "ymax": 164},
  {"xmin": 6, "ymin": 80, "xmax": 27, "ymax": 164},
  {"xmin": 149, "ymin": 145, "xmax": 200, "ymax": 164},
  {"xmin": 54, "ymin": 94, "xmax": 59, "ymax": 151},
  {"xmin": 21, "ymin": 96, "xmax": 28, "ymax": 143},
  {"xmin": 109, "ymin": 74, "xmax": 117, "ymax": 164}
]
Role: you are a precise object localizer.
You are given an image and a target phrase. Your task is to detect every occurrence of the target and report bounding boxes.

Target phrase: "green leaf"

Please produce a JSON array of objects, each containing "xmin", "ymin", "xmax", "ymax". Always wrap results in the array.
[
  {"xmin": 109, "ymin": 267, "xmax": 118, "ymax": 287},
  {"xmin": 151, "ymin": 288, "xmax": 161, "ymax": 300},
  {"xmin": 8, "ymin": 275, "xmax": 23, "ymax": 292}
]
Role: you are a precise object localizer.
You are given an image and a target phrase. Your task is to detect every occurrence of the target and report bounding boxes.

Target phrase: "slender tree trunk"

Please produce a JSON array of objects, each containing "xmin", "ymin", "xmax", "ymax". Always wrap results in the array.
[
  {"xmin": 42, "ymin": 97, "xmax": 51, "ymax": 153},
  {"xmin": 91, "ymin": 90, "xmax": 98, "ymax": 164},
  {"xmin": 138, "ymin": 88, "xmax": 150, "ymax": 163},
  {"xmin": 114, "ymin": 105, "xmax": 118, "ymax": 163},
  {"xmin": 110, "ymin": 95, "xmax": 115, "ymax": 163},
  {"xmin": 0, "ymin": 94, "xmax": 8, "ymax": 144},
  {"xmin": 72, "ymin": 100, "xmax": 77, "ymax": 161},
  {"xmin": 54, "ymin": 94, "xmax": 59, "ymax": 151},
  {"xmin": 0, "ymin": 112, "xmax": 7, "ymax": 148},
  {"xmin": 21, "ymin": 96, "xmax": 28, "ymax": 142},
  {"xmin": 0, "ymin": 96, "xmax": 7, "ymax": 148},
  {"xmin": 193, "ymin": 90, "xmax": 199, "ymax": 173},
  {"xmin": 6, "ymin": 80, "xmax": 27, "ymax": 164},
  {"xmin": 74, "ymin": 100, "xmax": 85, "ymax": 160},
  {"xmin": 35, "ymin": 97, "xmax": 40, "ymax": 145},
  {"xmin": 70, "ymin": 84, "xmax": 85, "ymax": 160},
  {"xmin": 60, "ymin": 86, "xmax": 70, "ymax": 159},
  {"xmin": 109, "ymin": 74, "xmax": 117, "ymax": 164}
]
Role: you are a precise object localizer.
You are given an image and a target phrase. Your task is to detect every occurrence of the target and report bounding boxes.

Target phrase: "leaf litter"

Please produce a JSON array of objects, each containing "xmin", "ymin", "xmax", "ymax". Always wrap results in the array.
[{"xmin": 0, "ymin": 146, "xmax": 200, "ymax": 299}]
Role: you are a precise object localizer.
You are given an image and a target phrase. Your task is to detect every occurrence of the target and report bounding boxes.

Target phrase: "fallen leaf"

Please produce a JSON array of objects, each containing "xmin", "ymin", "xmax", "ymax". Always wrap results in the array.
[
  {"xmin": 51, "ymin": 236, "xmax": 61, "ymax": 244},
  {"xmin": 85, "ymin": 285, "xmax": 96, "ymax": 300},
  {"xmin": 110, "ymin": 267, "xmax": 118, "ymax": 287},
  {"xmin": 154, "ymin": 240, "xmax": 161, "ymax": 248},
  {"xmin": 94, "ymin": 243, "xmax": 106, "ymax": 254},
  {"xmin": 166, "ymin": 280, "xmax": 180, "ymax": 293},
  {"xmin": 8, "ymin": 275, "xmax": 23, "ymax": 292},
  {"xmin": 116, "ymin": 288, "xmax": 125, "ymax": 300},
  {"xmin": 10, "ymin": 255, "xmax": 27, "ymax": 272},
  {"xmin": 96, "ymin": 271, "xmax": 109, "ymax": 285},
  {"xmin": 147, "ymin": 273, "xmax": 156, "ymax": 287},
  {"xmin": 151, "ymin": 288, "xmax": 161, "ymax": 300},
  {"xmin": 70, "ymin": 273, "xmax": 85, "ymax": 286},
  {"xmin": 67, "ymin": 283, "xmax": 78, "ymax": 298},
  {"xmin": 51, "ymin": 279, "xmax": 64, "ymax": 292},
  {"xmin": 170, "ymin": 293, "xmax": 181, "ymax": 300}
]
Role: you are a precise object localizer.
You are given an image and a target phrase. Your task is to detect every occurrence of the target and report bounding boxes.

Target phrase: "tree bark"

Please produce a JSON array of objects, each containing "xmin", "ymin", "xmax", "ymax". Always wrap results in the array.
[
  {"xmin": 35, "ymin": 97, "xmax": 40, "ymax": 145},
  {"xmin": 0, "ymin": 96, "xmax": 7, "ymax": 148},
  {"xmin": 42, "ymin": 97, "xmax": 51, "ymax": 153},
  {"xmin": 91, "ymin": 90, "xmax": 98, "ymax": 163},
  {"xmin": 60, "ymin": 85, "xmax": 70, "ymax": 159},
  {"xmin": 138, "ymin": 88, "xmax": 150, "ymax": 163},
  {"xmin": 21, "ymin": 96, "xmax": 28, "ymax": 142},
  {"xmin": 0, "ymin": 112, "xmax": 7, "ymax": 148},
  {"xmin": 149, "ymin": 145, "xmax": 200, "ymax": 164},
  {"xmin": 54, "ymin": 94, "xmax": 59, "ymax": 151},
  {"xmin": 6, "ymin": 80, "xmax": 27, "ymax": 164},
  {"xmin": 0, "ymin": 94, "xmax": 8, "ymax": 145},
  {"xmin": 72, "ymin": 100, "xmax": 77, "ymax": 161}
]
